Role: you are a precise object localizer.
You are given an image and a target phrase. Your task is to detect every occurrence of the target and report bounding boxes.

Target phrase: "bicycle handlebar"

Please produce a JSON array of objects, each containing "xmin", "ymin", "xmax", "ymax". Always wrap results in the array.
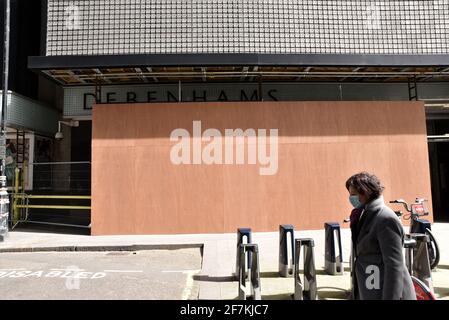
[
  {"xmin": 389, "ymin": 199, "xmax": 411, "ymax": 212},
  {"xmin": 390, "ymin": 198, "xmax": 431, "ymax": 217}
]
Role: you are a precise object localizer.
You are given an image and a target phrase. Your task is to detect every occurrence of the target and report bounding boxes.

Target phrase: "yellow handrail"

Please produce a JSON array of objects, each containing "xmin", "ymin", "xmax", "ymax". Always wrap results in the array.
[
  {"xmin": 11, "ymin": 164, "xmax": 91, "ymax": 228},
  {"xmin": 15, "ymin": 205, "xmax": 91, "ymax": 210},
  {"xmin": 13, "ymin": 195, "xmax": 91, "ymax": 200},
  {"xmin": 13, "ymin": 167, "xmax": 20, "ymax": 225}
]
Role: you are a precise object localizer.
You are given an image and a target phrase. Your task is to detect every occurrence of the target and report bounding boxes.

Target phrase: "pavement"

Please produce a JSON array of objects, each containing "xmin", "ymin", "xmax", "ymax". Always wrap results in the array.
[{"xmin": 1, "ymin": 223, "xmax": 449, "ymax": 300}]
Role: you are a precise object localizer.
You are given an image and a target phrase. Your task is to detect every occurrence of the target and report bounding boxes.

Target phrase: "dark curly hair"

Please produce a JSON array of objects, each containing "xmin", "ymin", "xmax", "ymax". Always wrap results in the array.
[{"xmin": 345, "ymin": 172, "xmax": 385, "ymax": 201}]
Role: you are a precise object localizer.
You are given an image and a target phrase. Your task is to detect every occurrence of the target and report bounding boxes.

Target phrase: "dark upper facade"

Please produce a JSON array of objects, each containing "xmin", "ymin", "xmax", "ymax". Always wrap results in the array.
[{"xmin": 0, "ymin": 0, "xmax": 42, "ymax": 99}]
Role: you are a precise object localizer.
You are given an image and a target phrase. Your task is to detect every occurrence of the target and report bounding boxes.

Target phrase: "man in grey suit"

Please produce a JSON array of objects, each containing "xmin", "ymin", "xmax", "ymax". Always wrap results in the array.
[{"xmin": 346, "ymin": 172, "xmax": 416, "ymax": 300}]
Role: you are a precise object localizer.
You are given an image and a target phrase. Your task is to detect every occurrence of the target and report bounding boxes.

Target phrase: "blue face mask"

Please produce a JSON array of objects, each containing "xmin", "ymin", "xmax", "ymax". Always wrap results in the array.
[{"xmin": 349, "ymin": 195, "xmax": 363, "ymax": 209}]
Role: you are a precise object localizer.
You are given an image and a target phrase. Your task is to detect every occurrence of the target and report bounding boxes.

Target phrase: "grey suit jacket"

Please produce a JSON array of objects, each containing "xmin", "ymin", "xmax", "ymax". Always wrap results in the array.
[{"xmin": 353, "ymin": 196, "xmax": 416, "ymax": 300}]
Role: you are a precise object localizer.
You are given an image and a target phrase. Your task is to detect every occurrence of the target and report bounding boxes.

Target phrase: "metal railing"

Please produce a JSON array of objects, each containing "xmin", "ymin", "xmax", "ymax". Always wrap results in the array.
[
  {"xmin": 31, "ymin": 161, "xmax": 91, "ymax": 193},
  {"xmin": 10, "ymin": 162, "xmax": 91, "ymax": 229}
]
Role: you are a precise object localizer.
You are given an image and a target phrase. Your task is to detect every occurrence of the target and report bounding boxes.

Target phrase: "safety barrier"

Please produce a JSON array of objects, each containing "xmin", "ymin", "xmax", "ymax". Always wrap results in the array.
[
  {"xmin": 324, "ymin": 222, "xmax": 343, "ymax": 275},
  {"xmin": 238, "ymin": 243, "xmax": 262, "ymax": 300},
  {"xmin": 294, "ymin": 238, "xmax": 318, "ymax": 300},
  {"xmin": 234, "ymin": 228, "xmax": 252, "ymax": 280},
  {"xmin": 11, "ymin": 164, "xmax": 91, "ymax": 229},
  {"xmin": 405, "ymin": 233, "xmax": 434, "ymax": 292},
  {"xmin": 279, "ymin": 224, "xmax": 295, "ymax": 277},
  {"xmin": 12, "ymin": 194, "xmax": 91, "ymax": 228}
]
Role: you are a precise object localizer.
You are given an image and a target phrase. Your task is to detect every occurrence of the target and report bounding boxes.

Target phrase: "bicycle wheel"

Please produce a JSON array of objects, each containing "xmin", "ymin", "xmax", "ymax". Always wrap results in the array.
[
  {"xmin": 425, "ymin": 228, "xmax": 440, "ymax": 270},
  {"xmin": 412, "ymin": 276, "xmax": 436, "ymax": 300}
]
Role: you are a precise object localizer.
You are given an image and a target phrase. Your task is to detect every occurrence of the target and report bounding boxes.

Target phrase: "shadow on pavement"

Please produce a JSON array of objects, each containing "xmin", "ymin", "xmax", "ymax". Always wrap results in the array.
[
  {"xmin": 435, "ymin": 264, "xmax": 449, "ymax": 271},
  {"xmin": 434, "ymin": 287, "xmax": 449, "ymax": 298},
  {"xmin": 194, "ymin": 268, "xmax": 351, "ymax": 283},
  {"xmin": 260, "ymin": 272, "xmax": 282, "ymax": 278},
  {"xmin": 193, "ymin": 271, "xmax": 293, "ymax": 282},
  {"xmin": 261, "ymin": 293, "xmax": 293, "ymax": 300},
  {"xmin": 193, "ymin": 275, "xmax": 235, "ymax": 282},
  {"xmin": 317, "ymin": 287, "xmax": 350, "ymax": 300},
  {"xmin": 298, "ymin": 269, "xmax": 349, "ymax": 276},
  {"xmin": 11, "ymin": 222, "xmax": 90, "ymax": 236}
]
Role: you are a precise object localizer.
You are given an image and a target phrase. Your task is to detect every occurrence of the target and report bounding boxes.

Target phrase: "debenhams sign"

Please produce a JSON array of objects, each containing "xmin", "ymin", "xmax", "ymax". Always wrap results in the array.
[{"xmin": 63, "ymin": 84, "xmax": 279, "ymax": 117}]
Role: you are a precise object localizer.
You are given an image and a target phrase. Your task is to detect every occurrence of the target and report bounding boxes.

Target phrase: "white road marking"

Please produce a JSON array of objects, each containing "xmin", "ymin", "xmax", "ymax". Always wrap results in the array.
[
  {"xmin": 161, "ymin": 270, "xmax": 201, "ymax": 300},
  {"xmin": 162, "ymin": 269, "xmax": 201, "ymax": 274},
  {"xmin": 102, "ymin": 270, "xmax": 143, "ymax": 273},
  {"xmin": 181, "ymin": 270, "xmax": 200, "ymax": 300}
]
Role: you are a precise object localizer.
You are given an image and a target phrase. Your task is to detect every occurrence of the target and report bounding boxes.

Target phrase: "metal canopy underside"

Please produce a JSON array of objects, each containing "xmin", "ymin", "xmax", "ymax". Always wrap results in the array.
[{"xmin": 29, "ymin": 54, "xmax": 449, "ymax": 86}]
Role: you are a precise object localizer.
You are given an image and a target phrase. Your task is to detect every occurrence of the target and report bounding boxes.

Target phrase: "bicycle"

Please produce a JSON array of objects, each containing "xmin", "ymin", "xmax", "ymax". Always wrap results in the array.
[
  {"xmin": 412, "ymin": 276, "xmax": 437, "ymax": 300},
  {"xmin": 389, "ymin": 198, "xmax": 440, "ymax": 270}
]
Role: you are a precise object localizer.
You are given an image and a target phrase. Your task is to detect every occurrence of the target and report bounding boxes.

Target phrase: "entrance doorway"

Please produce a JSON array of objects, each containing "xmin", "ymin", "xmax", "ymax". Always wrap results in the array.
[{"xmin": 427, "ymin": 119, "xmax": 449, "ymax": 222}]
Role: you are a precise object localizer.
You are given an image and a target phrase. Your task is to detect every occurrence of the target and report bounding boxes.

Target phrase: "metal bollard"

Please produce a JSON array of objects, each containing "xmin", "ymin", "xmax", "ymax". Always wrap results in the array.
[
  {"xmin": 294, "ymin": 238, "xmax": 318, "ymax": 300},
  {"xmin": 409, "ymin": 233, "xmax": 433, "ymax": 292},
  {"xmin": 348, "ymin": 245, "xmax": 355, "ymax": 300},
  {"xmin": 0, "ymin": 176, "xmax": 9, "ymax": 242},
  {"xmin": 404, "ymin": 236, "xmax": 417, "ymax": 275},
  {"xmin": 234, "ymin": 228, "xmax": 252, "ymax": 280},
  {"xmin": 279, "ymin": 224, "xmax": 295, "ymax": 277},
  {"xmin": 238, "ymin": 244, "xmax": 261, "ymax": 300},
  {"xmin": 324, "ymin": 222, "xmax": 343, "ymax": 275}
]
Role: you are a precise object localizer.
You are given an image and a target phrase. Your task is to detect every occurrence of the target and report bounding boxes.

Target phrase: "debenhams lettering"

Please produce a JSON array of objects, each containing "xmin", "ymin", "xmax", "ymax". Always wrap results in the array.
[{"xmin": 83, "ymin": 89, "xmax": 279, "ymax": 109}]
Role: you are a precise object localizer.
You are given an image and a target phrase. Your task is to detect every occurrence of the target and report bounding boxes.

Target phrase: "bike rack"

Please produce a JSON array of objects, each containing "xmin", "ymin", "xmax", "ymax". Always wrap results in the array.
[
  {"xmin": 348, "ymin": 245, "xmax": 355, "ymax": 299},
  {"xmin": 324, "ymin": 222, "xmax": 343, "ymax": 275},
  {"xmin": 234, "ymin": 228, "xmax": 252, "ymax": 280},
  {"xmin": 238, "ymin": 243, "xmax": 262, "ymax": 300},
  {"xmin": 406, "ymin": 233, "xmax": 434, "ymax": 293},
  {"xmin": 294, "ymin": 238, "xmax": 318, "ymax": 300},
  {"xmin": 279, "ymin": 224, "xmax": 295, "ymax": 277},
  {"xmin": 404, "ymin": 237, "xmax": 417, "ymax": 275}
]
